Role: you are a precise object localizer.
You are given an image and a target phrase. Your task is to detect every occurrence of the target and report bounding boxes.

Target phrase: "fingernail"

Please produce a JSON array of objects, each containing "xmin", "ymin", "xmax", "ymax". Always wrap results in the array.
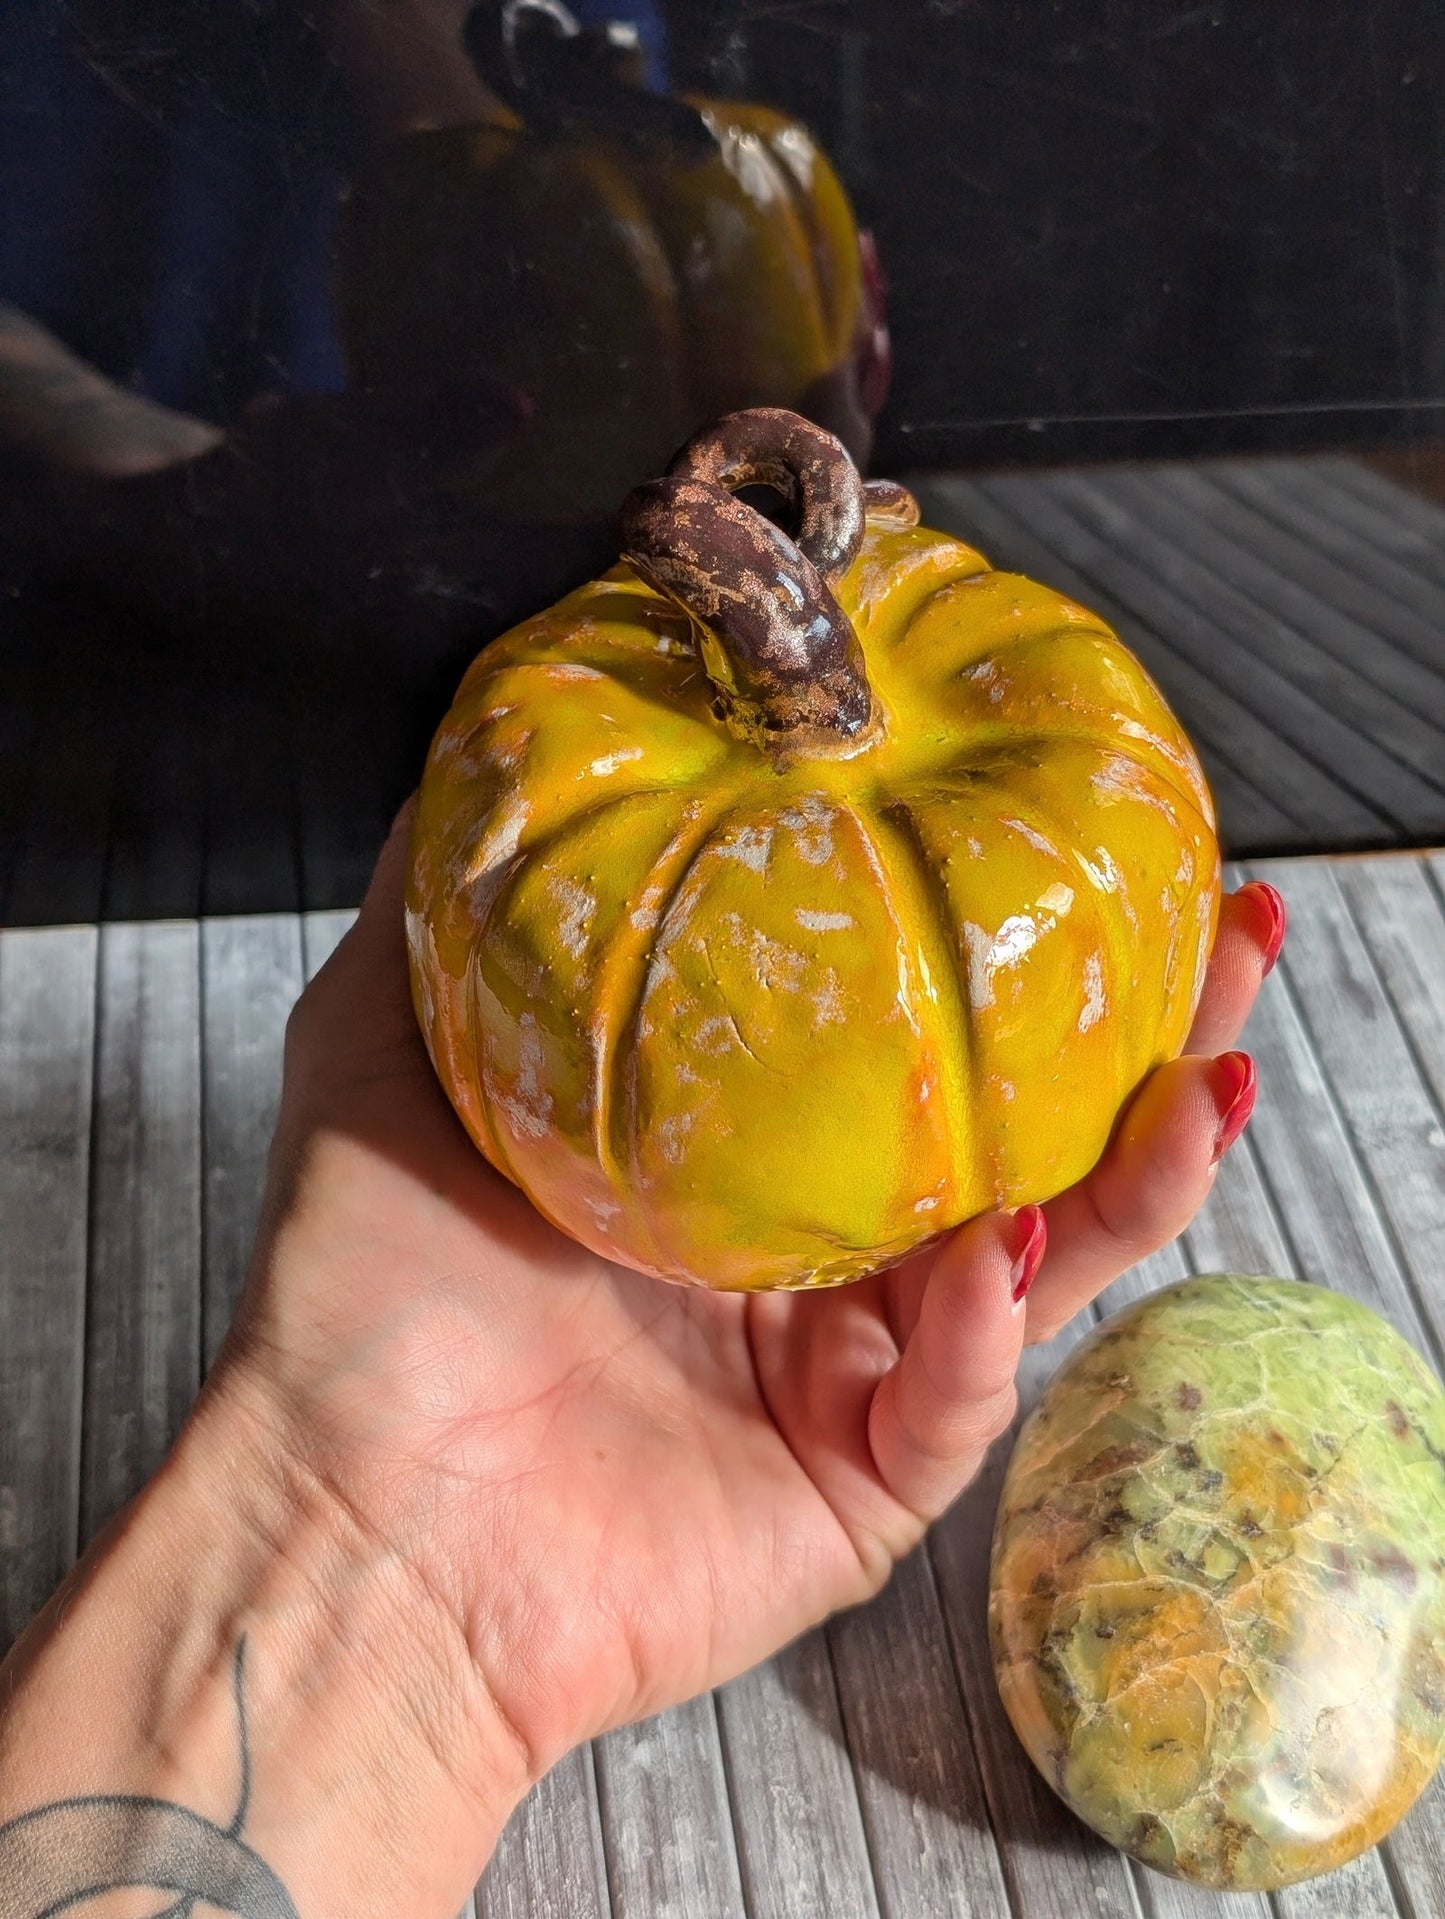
[
  {"xmin": 1009, "ymin": 1205, "xmax": 1047, "ymax": 1303},
  {"xmin": 1241, "ymin": 882, "xmax": 1287, "ymax": 975},
  {"xmin": 1210, "ymin": 1050, "xmax": 1257, "ymax": 1164}
]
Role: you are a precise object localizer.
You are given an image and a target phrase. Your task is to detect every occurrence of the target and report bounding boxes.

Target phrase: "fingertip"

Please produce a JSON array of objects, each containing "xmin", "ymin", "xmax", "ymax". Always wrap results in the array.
[
  {"xmin": 929, "ymin": 1205, "xmax": 1039, "ymax": 1322},
  {"xmin": 1186, "ymin": 881, "xmax": 1284, "ymax": 1054},
  {"xmin": 1026, "ymin": 1050, "xmax": 1243, "ymax": 1344},
  {"xmin": 1236, "ymin": 880, "xmax": 1287, "ymax": 974},
  {"xmin": 925, "ymin": 1209, "xmax": 1035, "ymax": 1395},
  {"xmin": 1009, "ymin": 1204, "xmax": 1047, "ymax": 1305},
  {"xmin": 1208, "ymin": 1049, "xmax": 1257, "ymax": 1163}
]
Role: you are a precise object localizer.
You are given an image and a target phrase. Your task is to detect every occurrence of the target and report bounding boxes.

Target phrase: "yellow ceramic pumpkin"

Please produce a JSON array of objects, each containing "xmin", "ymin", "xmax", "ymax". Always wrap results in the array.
[{"xmin": 407, "ymin": 409, "xmax": 1220, "ymax": 1290}]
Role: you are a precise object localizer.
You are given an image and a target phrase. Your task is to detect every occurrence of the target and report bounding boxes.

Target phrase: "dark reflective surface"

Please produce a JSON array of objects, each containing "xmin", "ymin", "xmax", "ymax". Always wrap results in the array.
[{"xmin": 3, "ymin": 1, "xmax": 1443, "ymax": 922}]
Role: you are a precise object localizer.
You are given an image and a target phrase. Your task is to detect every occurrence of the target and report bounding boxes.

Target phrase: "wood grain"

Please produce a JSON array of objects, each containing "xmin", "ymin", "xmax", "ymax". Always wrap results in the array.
[
  {"xmin": 1103, "ymin": 466, "xmax": 1445, "ymax": 746},
  {"xmin": 1025, "ymin": 470, "xmax": 1445, "ymax": 836},
  {"xmin": 717, "ymin": 1629, "xmax": 881, "ymax": 1919},
  {"xmin": 1227, "ymin": 458, "xmax": 1445, "ymax": 605},
  {"xmin": 81, "ymin": 921, "xmax": 201, "ymax": 1544},
  {"xmin": 478, "ymin": 1744, "xmax": 612, "ymax": 1919},
  {"xmin": 199, "ymin": 915, "xmax": 303, "ymax": 1368},
  {"xmin": 0, "ymin": 926, "xmax": 96, "ymax": 1653},
  {"xmin": 829, "ymin": 1544, "xmax": 1011, "ymax": 1919},
  {"xmin": 594, "ymin": 1697, "xmax": 745, "ymax": 1919}
]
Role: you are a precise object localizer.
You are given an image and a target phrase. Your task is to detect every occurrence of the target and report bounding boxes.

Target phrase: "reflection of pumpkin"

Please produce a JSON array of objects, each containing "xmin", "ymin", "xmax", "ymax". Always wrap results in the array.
[
  {"xmin": 407, "ymin": 412, "xmax": 1219, "ymax": 1292},
  {"xmin": 338, "ymin": 77, "xmax": 886, "ymax": 522}
]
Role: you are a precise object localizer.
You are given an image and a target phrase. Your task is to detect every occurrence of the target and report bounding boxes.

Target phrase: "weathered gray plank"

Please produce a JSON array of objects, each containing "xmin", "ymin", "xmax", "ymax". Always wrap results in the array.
[
  {"xmin": 1181, "ymin": 1134, "xmax": 1293, "ymax": 1282},
  {"xmin": 716, "ymin": 1627, "xmax": 881, "ymax": 1919},
  {"xmin": 930, "ymin": 1323, "xmax": 1144, "ymax": 1919},
  {"xmin": 1117, "ymin": 466, "xmax": 1445, "ymax": 738},
  {"xmin": 1272, "ymin": 1847, "xmax": 1405, "ymax": 1919},
  {"xmin": 478, "ymin": 1744, "xmax": 612, "ymax": 1919},
  {"xmin": 1033, "ymin": 471, "xmax": 1445, "ymax": 833},
  {"xmin": 0, "ymin": 696, "xmax": 39, "ymax": 924},
  {"xmin": 594, "ymin": 1697, "xmax": 745, "ymax": 1919},
  {"xmin": 200, "ymin": 915, "xmax": 303, "ymax": 1368},
  {"xmin": 302, "ymin": 908, "xmax": 357, "ymax": 982},
  {"xmin": 917, "ymin": 474, "xmax": 1379, "ymax": 850},
  {"xmin": 1250, "ymin": 858, "xmax": 1445, "ymax": 1371},
  {"xmin": 1224, "ymin": 892, "xmax": 1432, "ymax": 1343},
  {"xmin": 1335, "ymin": 855, "xmax": 1445, "ymax": 1118},
  {"xmin": 1297, "ymin": 457, "xmax": 1445, "ymax": 592},
  {"xmin": 1210, "ymin": 460, "xmax": 1445, "ymax": 649},
  {"xmin": 81, "ymin": 922, "xmax": 201, "ymax": 1546},
  {"xmin": 1131, "ymin": 1864, "xmax": 1275, "ymax": 1919},
  {"xmin": 829, "ymin": 1544, "xmax": 1010, "ymax": 1919},
  {"xmin": 0, "ymin": 927, "xmax": 96, "ymax": 1652}
]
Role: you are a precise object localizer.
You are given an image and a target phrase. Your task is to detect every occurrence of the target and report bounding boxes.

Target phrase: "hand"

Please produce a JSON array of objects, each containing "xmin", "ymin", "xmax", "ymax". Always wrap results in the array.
[{"xmin": 211, "ymin": 810, "xmax": 1281, "ymax": 1794}]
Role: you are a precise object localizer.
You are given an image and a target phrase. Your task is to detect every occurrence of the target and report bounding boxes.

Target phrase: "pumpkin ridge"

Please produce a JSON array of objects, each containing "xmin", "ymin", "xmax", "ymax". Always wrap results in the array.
[
  {"xmin": 922, "ymin": 731, "xmax": 1215, "ymax": 845},
  {"xmin": 961, "ymin": 757, "xmax": 1192, "ymax": 1137},
  {"xmin": 453, "ymin": 650, "xmax": 721, "ymax": 748},
  {"xmin": 975, "ymin": 766, "xmax": 1137, "ymax": 1116},
  {"xmin": 938, "ymin": 618, "xmax": 1213, "ymax": 820},
  {"xmin": 852, "ymin": 797, "xmax": 978, "ymax": 1223},
  {"xmin": 466, "ymin": 940, "xmax": 521, "ymax": 1192},
  {"xmin": 606, "ymin": 793, "xmax": 747, "ymax": 1271},
  {"xmin": 459, "ymin": 782, "xmax": 731, "ymax": 978}
]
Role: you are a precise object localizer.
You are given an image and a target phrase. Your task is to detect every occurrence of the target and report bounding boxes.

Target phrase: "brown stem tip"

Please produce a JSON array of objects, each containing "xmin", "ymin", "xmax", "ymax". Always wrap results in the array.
[{"xmin": 619, "ymin": 408, "xmax": 917, "ymax": 754}]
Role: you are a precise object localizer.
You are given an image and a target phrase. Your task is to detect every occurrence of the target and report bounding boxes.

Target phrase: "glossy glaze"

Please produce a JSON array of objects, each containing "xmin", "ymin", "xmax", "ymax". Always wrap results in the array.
[
  {"xmin": 991, "ymin": 1275, "xmax": 1445, "ymax": 1889},
  {"xmin": 407, "ymin": 431, "xmax": 1218, "ymax": 1290}
]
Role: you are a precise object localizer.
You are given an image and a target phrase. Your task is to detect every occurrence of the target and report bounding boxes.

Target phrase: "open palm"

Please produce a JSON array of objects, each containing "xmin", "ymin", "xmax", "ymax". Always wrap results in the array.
[{"xmin": 217, "ymin": 810, "xmax": 1277, "ymax": 1784}]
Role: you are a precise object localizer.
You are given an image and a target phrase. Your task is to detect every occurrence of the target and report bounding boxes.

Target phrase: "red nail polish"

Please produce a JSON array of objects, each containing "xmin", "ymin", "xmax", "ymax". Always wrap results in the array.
[
  {"xmin": 1243, "ymin": 882, "xmax": 1287, "ymax": 975},
  {"xmin": 1211, "ymin": 1051, "xmax": 1257, "ymax": 1164},
  {"xmin": 1010, "ymin": 1205, "xmax": 1047, "ymax": 1302}
]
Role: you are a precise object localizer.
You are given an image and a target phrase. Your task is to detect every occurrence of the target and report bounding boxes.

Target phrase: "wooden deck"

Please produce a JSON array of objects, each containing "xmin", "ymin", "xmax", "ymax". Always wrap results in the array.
[
  {"xmin": 3, "ymin": 455, "xmax": 1445, "ymax": 933},
  {"xmin": 4, "ymin": 850, "xmax": 1445, "ymax": 1918}
]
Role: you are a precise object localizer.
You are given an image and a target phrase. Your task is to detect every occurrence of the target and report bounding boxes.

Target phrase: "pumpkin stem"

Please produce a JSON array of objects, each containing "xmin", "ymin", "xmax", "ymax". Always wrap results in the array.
[
  {"xmin": 619, "ymin": 408, "xmax": 912, "ymax": 756},
  {"xmin": 464, "ymin": 1, "xmax": 714, "ymax": 151}
]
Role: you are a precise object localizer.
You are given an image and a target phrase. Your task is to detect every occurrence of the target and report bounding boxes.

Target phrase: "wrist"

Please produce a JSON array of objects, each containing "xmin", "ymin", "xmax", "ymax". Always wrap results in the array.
[{"xmin": 0, "ymin": 1369, "xmax": 532, "ymax": 1917}]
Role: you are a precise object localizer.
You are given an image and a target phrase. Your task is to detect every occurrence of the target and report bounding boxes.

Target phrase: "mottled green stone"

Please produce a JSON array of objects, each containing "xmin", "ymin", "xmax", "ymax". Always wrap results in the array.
[{"xmin": 989, "ymin": 1275, "xmax": 1445, "ymax": 1890}]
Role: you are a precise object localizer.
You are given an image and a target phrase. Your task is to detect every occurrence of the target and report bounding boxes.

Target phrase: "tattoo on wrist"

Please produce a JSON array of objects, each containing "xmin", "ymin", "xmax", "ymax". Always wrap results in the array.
[{"xmin": 0, "ymin": 1635, "xmax": 298, "ymax": 1918}]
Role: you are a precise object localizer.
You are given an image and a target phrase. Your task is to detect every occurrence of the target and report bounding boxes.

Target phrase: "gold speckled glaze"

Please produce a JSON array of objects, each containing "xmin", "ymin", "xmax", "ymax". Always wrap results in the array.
[
  {"xmin": 407, "ymin": 484, "xmax": 1219, "ymax": 1290},
  {"xmin": 990, "ymin": 1276, "xmax": 1445, "ymax": 1889}
]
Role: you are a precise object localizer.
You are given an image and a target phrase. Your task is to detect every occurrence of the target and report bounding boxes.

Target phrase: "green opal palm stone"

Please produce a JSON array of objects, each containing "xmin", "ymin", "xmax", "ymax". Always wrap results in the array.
[{"xmin": 989, "ymin": 1275, "xmax": 1445, "ymax": 1889}]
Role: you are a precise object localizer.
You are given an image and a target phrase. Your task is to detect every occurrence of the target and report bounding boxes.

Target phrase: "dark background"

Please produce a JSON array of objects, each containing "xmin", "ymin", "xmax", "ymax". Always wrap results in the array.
[
  {"xmin": 6, "ymin": 0, "xmax": 1442, "ymax": 460},
  {"xmin": 3, "ymin": 0, "xmax": 1444, "ymax": 925},
  {"xmin": 673, "ymin": 0, "xmax": 1445, "ymax": 470}
]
